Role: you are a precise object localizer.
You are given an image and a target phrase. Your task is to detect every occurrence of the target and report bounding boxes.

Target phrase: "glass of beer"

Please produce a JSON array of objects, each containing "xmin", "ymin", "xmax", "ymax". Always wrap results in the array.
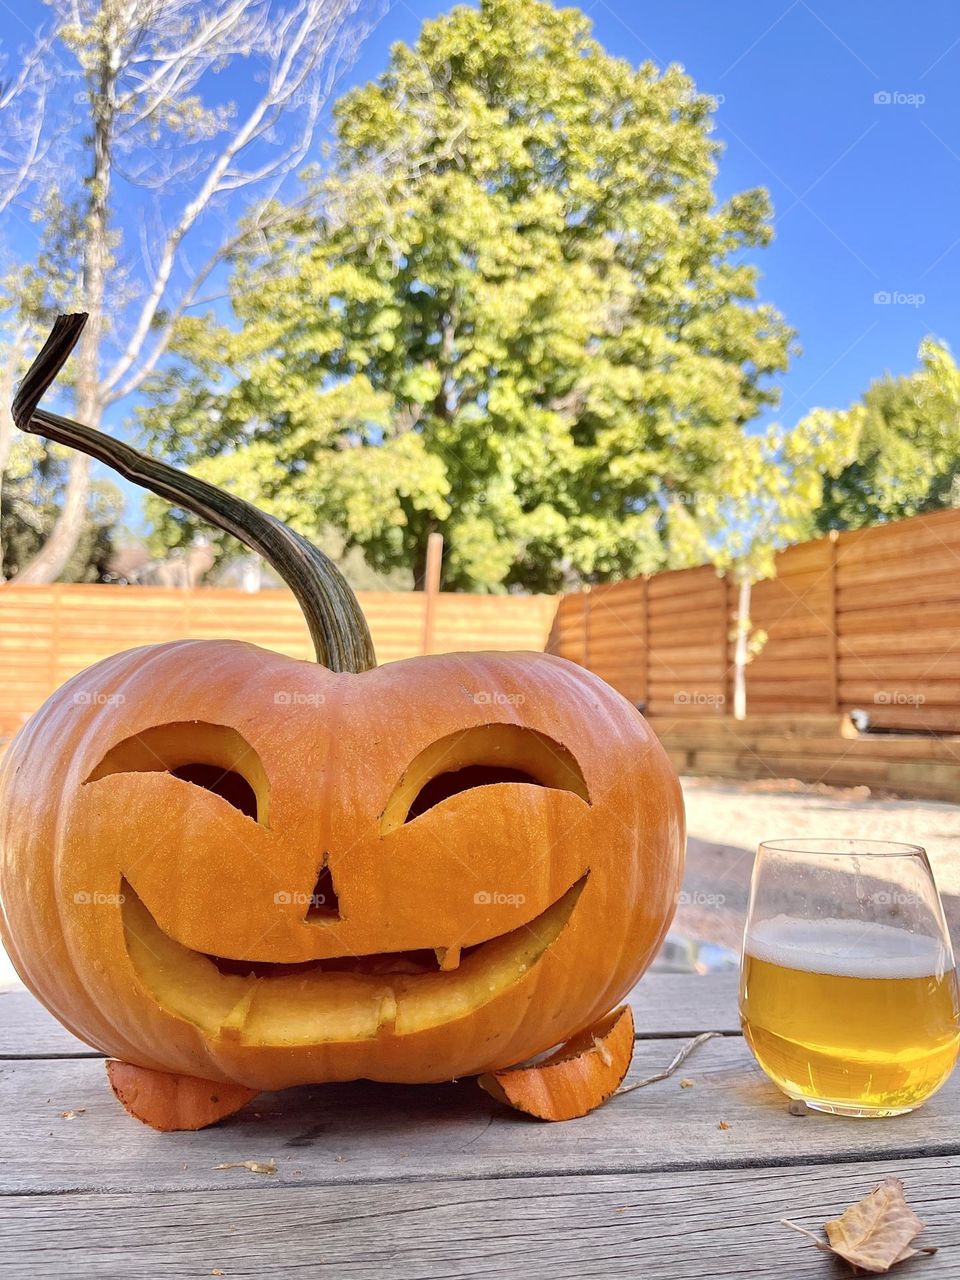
[{"xmin": 740, "ymin": 838, "xmax": 960, "ymax": 1117}]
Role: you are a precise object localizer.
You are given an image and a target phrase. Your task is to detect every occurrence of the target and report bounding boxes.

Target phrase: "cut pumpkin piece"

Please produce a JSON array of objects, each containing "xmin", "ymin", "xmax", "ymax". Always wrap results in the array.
[
  {"xmin": 478, "ymin": 1004, "xmax": 635, "ymax": 1121},
  {"xmin": 106, "ymin": 1060, "xmax": 258, "ymax": 1132}
]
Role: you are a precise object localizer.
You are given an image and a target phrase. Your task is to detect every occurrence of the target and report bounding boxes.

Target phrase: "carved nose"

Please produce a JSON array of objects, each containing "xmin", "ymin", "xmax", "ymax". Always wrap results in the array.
[{"xmin": 305, "ymin": 856, "xmax": 341, "ymax": 921}]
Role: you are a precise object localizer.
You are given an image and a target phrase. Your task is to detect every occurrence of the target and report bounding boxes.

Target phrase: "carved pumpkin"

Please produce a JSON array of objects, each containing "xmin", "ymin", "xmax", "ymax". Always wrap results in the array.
[{"xmin": 0, "ymin": 316, "xmax": 684, "ymax": 1122}]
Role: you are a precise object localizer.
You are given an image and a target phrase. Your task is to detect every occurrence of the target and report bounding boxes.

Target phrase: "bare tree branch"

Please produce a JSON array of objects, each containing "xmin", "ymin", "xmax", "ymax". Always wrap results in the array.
[
  {"xmin": 0, "ymin": 0, "xmax": 382, "ymax": 582},
  {"xmin": 0, "ymin": 33, "xmax": 55, "ymax": 213},
  {"xmin": 102, "ymin": 0, "xmax": 374, "ymax": 398}
]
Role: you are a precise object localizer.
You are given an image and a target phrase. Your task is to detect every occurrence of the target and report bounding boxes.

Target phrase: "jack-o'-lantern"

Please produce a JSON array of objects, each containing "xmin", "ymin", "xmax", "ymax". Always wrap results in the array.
[{"xmin": 0, "ymin": 316, "xmax": 684, "ymax": 1129}]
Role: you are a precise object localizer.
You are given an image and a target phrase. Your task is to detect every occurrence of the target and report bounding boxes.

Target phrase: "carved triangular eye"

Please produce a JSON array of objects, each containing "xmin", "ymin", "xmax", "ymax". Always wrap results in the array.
[
  {"xmin": 85, "ymin": 722, "xmax": 269, "ymax": 824},
  {"xmin": 167, "ymin": 762, "xmax": 257, "ymax": 819},
  {"xmin": 381, "ymin": 724, "xmax": 590, "ymax": 833},
  {"xmin": 306, "ymin": 859, "xmax": 341, "ymax": 920}
]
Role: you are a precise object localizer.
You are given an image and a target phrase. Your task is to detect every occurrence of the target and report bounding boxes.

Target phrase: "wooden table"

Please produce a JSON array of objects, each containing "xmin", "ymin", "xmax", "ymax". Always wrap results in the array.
[{"xmin": 2, "ymin": 973, "xmax": 958, "ymax": 1278}]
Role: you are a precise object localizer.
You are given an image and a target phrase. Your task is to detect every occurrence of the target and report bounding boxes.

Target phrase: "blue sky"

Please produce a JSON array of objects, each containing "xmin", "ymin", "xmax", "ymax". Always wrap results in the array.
[
  {"xmin": 3, "ymin": 0, "xmax": 960, "ymax": 521},
  {"xmin": 350, "ymin": 0, "xmax": 960, "ymax": 429}
]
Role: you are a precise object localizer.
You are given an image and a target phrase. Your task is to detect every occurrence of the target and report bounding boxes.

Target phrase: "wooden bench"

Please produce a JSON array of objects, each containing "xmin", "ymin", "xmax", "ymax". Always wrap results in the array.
[{"xmin": 2, "ymin": 974, "xmax": 959, "ymax": 1277}]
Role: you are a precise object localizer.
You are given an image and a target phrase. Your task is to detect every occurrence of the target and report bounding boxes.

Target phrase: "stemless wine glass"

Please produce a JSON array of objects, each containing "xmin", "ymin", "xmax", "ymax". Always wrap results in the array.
[{"xmin": 740, "ymin": 838, "xmax": 960, "ymax": 1117}]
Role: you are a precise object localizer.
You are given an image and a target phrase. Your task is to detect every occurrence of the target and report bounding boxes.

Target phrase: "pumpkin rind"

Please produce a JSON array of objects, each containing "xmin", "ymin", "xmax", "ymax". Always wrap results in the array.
[
  {"xmin": 0, "ymin": 641, "xmax": 684, "ymax": 1091},
  {"xmin": 106, "ymin": 1060, "xmax": 258, "ymax": 1131},
  {"xmin": 478, "ymin": 1003, "xmax": 635, "ymax": 1120}
]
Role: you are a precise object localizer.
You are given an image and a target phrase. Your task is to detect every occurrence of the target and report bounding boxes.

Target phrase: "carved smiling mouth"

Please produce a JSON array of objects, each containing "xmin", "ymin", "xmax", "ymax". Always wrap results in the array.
[{"xmin": 121, "ymin": 875, "xmax": 588, "ymax": 1045}]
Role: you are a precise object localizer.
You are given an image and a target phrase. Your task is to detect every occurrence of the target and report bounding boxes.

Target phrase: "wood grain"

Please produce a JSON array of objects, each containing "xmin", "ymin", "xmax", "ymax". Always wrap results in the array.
[
  {"xmin": 550, "ymin": 508, "xmax": 960, "ymax": 738},
  {"xmin": 0, "ymin": 585, "xmax": 556, "ymax": 735},
  {"xmin": 6, "ymin": 1034, "xmax": 960, "ymax": 1195},
  {"xmin": 5, "ymin": 972, "xmax": 959, "ymax": 1280},
  {"xmin": 3, "ymin": 1156, "xmax": 958, "ymax": 1278}
]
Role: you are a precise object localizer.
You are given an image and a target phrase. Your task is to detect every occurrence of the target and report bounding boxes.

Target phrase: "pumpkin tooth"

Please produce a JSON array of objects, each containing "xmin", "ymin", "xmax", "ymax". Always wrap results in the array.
[
  {"xmin": 435, "ymin": 946, "xmax": 462, "ymax": 971},
  {"xmin": 218, "ymin": 987, "xmax": 258, "ymax": 1040},
  {"xmin": 377, "ymin": 990, "xmax": 398, "ymax": 1032}
]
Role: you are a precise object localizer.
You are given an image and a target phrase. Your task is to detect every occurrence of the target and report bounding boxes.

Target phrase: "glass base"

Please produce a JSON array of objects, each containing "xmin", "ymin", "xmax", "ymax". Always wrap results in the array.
[{"xmin": 790, "ymin": 1094, "xmax": 916, "ymax": 1118}]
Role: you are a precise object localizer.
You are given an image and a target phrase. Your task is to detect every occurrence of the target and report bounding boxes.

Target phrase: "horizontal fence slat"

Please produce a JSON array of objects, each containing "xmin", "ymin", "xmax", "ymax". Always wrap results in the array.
[
  {"xmin": 0, "ymin": 586, "xmax": 555, "ymax": 736},
  {"xmin": 546, "ymin": 511, "xmax": 960, "ymax": 747},
  {"xmin": 7, "ymin": 509, "xmax": 960, "ymax": 762}
]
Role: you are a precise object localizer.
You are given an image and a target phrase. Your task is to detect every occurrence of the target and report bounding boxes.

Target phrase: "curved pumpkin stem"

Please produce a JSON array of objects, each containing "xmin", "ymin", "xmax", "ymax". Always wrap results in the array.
[{"xmin": 12, "ymin": 314, "xmax": 376, "ymax": 673}]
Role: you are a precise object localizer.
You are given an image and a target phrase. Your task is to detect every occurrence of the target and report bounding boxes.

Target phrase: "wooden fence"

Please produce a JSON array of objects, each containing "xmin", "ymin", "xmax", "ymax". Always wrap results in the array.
[
  {"xmin": 548, "ymin": 507, "xmax": 960, "ymax": 734},
  {"xmin": 4, "ymin": 506, "xmax": 960, "ymax": 751},
  {"xmin": 0, "ymin": 585, "xmax": 556, "ymax": 737}
]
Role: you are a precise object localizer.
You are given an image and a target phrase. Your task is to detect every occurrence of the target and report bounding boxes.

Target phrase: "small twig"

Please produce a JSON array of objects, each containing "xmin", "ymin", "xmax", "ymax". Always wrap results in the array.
[
  {"xmin": 616, "ymin": 1031, "xmax": 723, "ymax": 1096},
  {"xmin": 782, "ymin": 1218, "xmax": 938, "ymax": 1264},
  {"xmin": 781, "ymin": 1219, "xmax": 831, "ymax": 1253}
]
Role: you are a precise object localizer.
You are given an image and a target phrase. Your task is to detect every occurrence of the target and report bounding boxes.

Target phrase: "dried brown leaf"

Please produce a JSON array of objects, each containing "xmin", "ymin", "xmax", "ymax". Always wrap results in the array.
[
  {"xmin": 215, "ymin": 1160, "xmax": 277, "ymax": 1176},
  {"xmin": 784, "ymin": 1179, "xmax": 936, "ymax": 1274}
]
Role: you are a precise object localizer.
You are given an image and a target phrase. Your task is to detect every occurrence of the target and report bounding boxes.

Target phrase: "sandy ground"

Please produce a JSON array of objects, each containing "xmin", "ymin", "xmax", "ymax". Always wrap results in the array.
[
  {"xmin": 664, "ymin": 776, "xmax": 960, "ymax": 971},
  {"xmin": 3, "ymin": 775, "xmax": 960, "ymax": 987}
]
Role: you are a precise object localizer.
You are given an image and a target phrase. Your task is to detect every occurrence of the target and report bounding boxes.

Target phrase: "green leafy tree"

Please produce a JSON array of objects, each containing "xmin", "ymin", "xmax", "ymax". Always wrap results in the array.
[
  {"xmin": 814, "ymin": 339, "xmax": 960, "ymax": 534},
  {"xmin": 145, "ymin": 0, "xmax": 794, "ymax": 591}
]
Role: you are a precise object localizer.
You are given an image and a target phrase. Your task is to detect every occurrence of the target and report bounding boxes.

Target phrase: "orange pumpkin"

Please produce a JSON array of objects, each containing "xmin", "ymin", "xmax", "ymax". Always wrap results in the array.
[{"xmin": 0, "ymin": 316, "xmax": 684, "ymax": 1123}]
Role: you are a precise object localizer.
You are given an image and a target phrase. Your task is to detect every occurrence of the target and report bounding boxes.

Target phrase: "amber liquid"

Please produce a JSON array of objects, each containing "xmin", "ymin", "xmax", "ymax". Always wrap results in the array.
[{"xmin": 740, "ymin": 917, "xmax": 960, "ymax": 1115}]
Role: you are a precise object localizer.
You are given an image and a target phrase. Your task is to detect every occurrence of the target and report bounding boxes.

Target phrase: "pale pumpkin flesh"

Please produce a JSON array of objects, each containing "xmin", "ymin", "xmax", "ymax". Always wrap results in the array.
[{"xmin": 122, "ymin": 874, "xmax": 587, "ymax": 1044}]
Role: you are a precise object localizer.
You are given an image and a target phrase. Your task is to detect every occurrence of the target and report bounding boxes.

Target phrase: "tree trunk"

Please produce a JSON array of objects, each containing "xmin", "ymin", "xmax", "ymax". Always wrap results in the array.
[
  {"xmin": 13, "ymin": 453, "xmax": 91, "ymax": 583},
  {"xmin": 412, "ymin": 525, "xmax": 440, "ymax": 591},
  {"xmin": 12, "ymin": 14, "xmax": 114, "ymax": 584},
  {"xmin": 412, "ymin": 542, "xmax": 427, "ymax": 590},
  {"xmin": 732, "ymin": 577, "xmax": 751, "ymax": 721},
  {"xmin": 0, "ymin": 325, "xmax": 30, "ymax": 578},
  {"xmin": 0, "ymin": 413, "xmax": 13, "ymax": 581}
]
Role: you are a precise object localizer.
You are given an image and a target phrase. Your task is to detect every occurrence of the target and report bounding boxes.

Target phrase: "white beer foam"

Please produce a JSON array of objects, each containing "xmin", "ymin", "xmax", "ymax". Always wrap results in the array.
[{"xmin": 745, "ymin": 915, "xmax": 952, "ymax": 980}]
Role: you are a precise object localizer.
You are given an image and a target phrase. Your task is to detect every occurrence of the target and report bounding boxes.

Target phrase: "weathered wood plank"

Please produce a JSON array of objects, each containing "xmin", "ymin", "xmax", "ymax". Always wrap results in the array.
[
  {"xmin": 0, "ymin": 988, "xmax": 99, "ymax": 1058},
  {"xmin": 3, "ymin": 1156, "xmax": 958, "ymax": 1279},
  {"xmin": 5, "ymin": 1035, "xmax": 960, "ymax": 1195},
  {"xmin": 0, "ymin": 974, "xmax": 743, "ymax": 1059}
]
